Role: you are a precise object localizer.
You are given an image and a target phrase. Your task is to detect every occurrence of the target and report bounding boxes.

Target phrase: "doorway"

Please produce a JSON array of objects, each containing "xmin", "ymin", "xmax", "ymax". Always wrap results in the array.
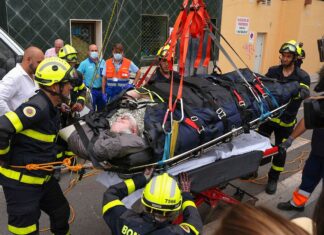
[
  {"xmin": 253, "ymin": 33, "xmax": 266, "ymax": 73},
  {"xmin": 70, "ymin": 19, "xmax": 102, "ymax": 63}
]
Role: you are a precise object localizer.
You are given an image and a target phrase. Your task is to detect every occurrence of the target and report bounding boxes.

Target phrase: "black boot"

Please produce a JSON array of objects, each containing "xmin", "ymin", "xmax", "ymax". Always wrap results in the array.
[
  {"xmin": 265, "ymin": 178, "xmax": 277, "ymax": 195},
  {"xmin": 277, "ymin": 201, "xmax": 305, "ymax": 212}
]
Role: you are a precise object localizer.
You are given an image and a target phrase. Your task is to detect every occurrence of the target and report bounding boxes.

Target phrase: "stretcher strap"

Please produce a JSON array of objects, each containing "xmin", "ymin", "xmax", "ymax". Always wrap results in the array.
[
  {"xmin": 203, "ymin": 24, "xmax": 212, "ymax": 67},
  {"xmin": 169, "ymin": 121, "xmax": 180, "ymax": 158},
  {"xmin": 159, "ymin": 133, "xmax": 171, "ymax": 165},
  {"xmin": 136, "ymin": 60, "xmax": 158, "ymax": 88}
]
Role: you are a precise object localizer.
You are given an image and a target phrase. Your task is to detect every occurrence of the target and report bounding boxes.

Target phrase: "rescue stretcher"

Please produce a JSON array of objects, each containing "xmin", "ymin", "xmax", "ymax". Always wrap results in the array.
[
  {"xmin": 96, "ymin": 129, "xmax": 280, "ymax": 210},
  {"xmin": 95, "ymin": 103, "xmax": 287, "ymax": 175}
]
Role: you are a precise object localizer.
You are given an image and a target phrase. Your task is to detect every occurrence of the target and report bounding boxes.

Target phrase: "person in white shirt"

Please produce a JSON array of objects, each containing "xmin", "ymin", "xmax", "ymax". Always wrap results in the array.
[
  {"xmin": 45, "ymin": 39, "xmax": 64, "ymax": 58},
  {"xmin": 0, "ymin": 46, "xmax": 44, "ymax": 116}
]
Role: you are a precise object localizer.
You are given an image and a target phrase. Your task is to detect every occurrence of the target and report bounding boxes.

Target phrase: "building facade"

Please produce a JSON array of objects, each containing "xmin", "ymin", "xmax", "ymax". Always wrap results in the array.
[
  {"xmin": 219, "ymin": 0, "xmax": 324, "ymax": 75},
  {"xmin": 0, "ymin": 0, "xmax": 222, "ymax": 65}
]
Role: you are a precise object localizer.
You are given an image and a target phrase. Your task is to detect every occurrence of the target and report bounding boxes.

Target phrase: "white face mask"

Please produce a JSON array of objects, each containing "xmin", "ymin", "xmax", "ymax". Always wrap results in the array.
[
  {"xmin": 90, "ymin": 51, "xmax": 99, "ymax": 59},
  {"xmin": 113, "ymin": 53, "xmax": 123, "ymax": 61}
]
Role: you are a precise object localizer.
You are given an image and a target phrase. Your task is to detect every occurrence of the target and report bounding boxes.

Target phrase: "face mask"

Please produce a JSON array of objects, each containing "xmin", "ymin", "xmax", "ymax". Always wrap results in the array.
[
  {"xmin": 113, "ymin": 53, "xmax": 123, "ymax": 61},
  {"xmin": 90, "ymin": 51, "xmax": 99, "ymax": 59}
]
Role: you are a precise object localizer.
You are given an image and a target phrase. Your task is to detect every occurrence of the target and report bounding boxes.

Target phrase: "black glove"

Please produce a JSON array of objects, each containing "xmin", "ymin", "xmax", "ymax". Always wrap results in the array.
[
  {"xmin": 299, "ymin": 87, "xmax": 310, "ymax": 100},
  {"xmin": 279, "ymin": 136, "xmax": 294, "ymax": 151}
]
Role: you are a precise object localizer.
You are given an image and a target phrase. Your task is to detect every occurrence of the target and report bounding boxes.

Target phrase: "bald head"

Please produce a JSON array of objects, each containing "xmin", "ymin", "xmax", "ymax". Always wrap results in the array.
[
  {"xmin": 21, "ymin": 46, "xmax": 44, "ymax": 77},
  {"xmin": 54, "ymin": 39, "xmax": 64, "ymax": 53}
]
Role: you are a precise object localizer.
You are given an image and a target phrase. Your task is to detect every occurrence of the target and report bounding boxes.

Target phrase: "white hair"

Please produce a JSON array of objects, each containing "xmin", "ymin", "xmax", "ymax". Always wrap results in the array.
[{"xmin": 121, "ymin": 113, "xmax": 139, "ymax": 135}]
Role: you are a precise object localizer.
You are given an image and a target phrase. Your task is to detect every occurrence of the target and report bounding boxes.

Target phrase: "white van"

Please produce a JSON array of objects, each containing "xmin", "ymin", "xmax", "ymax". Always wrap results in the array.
[{"xmin": 0, "ymin": 27, "xmax": 24, "ymax": 80}]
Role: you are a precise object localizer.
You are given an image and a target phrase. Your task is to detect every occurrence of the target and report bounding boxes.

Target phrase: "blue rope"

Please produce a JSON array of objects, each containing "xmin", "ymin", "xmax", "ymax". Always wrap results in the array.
[
  {"xmin": 158, "ymin": 133, "xmax": 171, "ymax": 166},
  {"xmin": 263, "ymin": 86, "xmax": 280, "ymax": 108}
]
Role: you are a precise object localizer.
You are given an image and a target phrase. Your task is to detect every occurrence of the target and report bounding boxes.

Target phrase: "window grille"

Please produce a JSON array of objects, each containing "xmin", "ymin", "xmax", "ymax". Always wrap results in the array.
[{"xmin": 141, "ymin": 15, "xmax": 168, "ymax": 62}]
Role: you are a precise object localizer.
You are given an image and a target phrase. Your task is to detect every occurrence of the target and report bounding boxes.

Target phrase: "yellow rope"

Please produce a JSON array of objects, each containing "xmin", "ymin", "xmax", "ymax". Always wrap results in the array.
[{"xmin": 89, "ymin": 0, "xmax": 119, "ymax": 89}]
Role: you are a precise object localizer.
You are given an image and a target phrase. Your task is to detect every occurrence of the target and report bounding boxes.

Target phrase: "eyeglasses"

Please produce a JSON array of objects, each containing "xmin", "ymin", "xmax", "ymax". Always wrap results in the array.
[{"xmin": 66, "ymin": 54, "xmax": 78, "ymax": 62}]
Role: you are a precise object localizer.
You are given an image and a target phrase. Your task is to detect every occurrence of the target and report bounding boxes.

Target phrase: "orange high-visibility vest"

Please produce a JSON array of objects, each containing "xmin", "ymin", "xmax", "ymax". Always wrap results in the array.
[{"xmin": 105, "ymin": 58, "xmax": 131, "ymax": 79}]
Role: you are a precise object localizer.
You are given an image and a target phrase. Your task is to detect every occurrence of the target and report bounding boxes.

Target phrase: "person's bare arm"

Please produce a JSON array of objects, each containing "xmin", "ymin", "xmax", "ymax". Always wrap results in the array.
[
  {"xmin": 102, "ymin": 76, "xmax": 106, "ymax": 94},
  {"xmin": 133, "ymin": 70, "xmax": 141, "ymax": 86}
]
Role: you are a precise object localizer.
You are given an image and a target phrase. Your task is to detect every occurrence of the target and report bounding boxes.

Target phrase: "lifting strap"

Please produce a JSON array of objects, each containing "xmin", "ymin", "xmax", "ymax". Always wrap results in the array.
[{"xmin": 169, "ymin": 120, "xmax": 180, "ymax": 158}]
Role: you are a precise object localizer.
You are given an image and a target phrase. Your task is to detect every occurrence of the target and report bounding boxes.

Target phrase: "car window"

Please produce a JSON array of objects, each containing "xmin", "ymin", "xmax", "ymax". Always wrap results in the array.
[{"xmin": 0, "ymin": 38, "xmax": 16, "ymax": 80}]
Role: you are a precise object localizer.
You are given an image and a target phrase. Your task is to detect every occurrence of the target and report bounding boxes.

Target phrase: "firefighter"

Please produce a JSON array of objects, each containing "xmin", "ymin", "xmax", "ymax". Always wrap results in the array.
[
  {"xmin": 58, "ymin": 44, "xmax": 86, "ymax": 115},
  {"xmin": 258, "ymin": 40, "xmax": 311, "ymax": 195},
  {"xmin": 0, "ymin": 57, "xmax": 73, "ymax": 235},
  {"xmin": 102, "ymin": 169, "xmax": 203, "ymax": 235}
]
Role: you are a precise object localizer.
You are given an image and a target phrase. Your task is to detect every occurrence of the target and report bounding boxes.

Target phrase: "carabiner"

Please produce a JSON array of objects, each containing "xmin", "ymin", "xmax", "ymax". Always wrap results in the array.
[{"xmin": 162, "ymin": 109, "xmax": 173, "ymax": 134}]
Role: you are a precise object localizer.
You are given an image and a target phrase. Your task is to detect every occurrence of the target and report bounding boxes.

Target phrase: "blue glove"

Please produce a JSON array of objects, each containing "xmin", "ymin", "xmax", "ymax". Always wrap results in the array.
[{"xmin": 102, "ymin": 93, "xmax": 108, "ymax": 103}]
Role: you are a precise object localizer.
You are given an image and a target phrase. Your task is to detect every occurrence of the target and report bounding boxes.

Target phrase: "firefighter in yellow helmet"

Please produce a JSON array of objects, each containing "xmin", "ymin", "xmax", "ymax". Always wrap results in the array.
[
  {"xmin": 102, "ymin": 169, "xmax": 203, "ymax": 234},
  {"xmin": 58, "ymin": 44, "xmax": 86, "ymax": 114},
  {"xmin": 149, "ymin": 44, "xmax": 180, "ymax": 84},
  {"xmin": 257, "ymin": 40, "xmax": 310, "ymax": 195},
  {"xmin": 296, "ymin": 42, "xmax": 306, "ymax": 68},
  {"xmin": 0, "ymin": 57, "xmax": 73, "ymax": 235}
]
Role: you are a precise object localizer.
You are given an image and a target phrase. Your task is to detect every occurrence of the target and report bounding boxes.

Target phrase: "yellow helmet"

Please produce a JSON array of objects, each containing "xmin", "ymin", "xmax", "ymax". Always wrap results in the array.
[
  {"xmin": 157, "ymin": 44, "xmax": 171, "ymax": 58},
  {"xmin": 35, "ymin": 57, "xmax": 73, "ymax": 86},
  {"xmin": 141, "ymin": 173, "xmax": 182, "ymax": 215},
  {"xmin": 279, "ymin": 40, "xmax": 299, "ymax": 55},
  {"xmin": 58, "ymin": 44, "xmax": 78, "ymax": 62}
]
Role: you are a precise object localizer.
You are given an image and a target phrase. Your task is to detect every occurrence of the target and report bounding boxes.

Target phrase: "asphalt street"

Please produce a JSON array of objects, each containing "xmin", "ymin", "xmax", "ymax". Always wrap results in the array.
[{"xmin": 0, "ymin": 78, "xmax": 322, "ymax": 235}]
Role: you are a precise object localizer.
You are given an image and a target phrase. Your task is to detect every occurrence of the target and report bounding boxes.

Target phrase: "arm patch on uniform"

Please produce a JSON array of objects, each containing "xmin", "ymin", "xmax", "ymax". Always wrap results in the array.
[
  {"xmin": 23, "ymin": 106, "xmax": 36, "ymax": 118},
  {"xmin": 180, "ymin": 224, "xmax": 191, "ymax": 233}
]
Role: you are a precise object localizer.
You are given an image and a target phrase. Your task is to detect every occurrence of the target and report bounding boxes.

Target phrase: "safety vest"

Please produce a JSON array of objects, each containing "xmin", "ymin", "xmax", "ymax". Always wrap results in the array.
[{"xmin": 106, "ymin": 58, "xmax": 131, "ymax": 79}]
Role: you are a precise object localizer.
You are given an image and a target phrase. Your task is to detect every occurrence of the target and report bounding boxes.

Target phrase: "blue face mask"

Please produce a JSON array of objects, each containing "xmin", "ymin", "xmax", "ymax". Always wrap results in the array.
[
  {"xmin": 90, "ymin": 51, "xmax": 98, "ymax": 59},
  {"xmin": 113, "ymin": 53, "xmax": 123, "ymax": 61}
]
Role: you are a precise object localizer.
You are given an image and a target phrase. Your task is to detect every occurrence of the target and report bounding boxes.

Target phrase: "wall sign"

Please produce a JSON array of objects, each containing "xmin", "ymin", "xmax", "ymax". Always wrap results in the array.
[{"xmin": 235, "ymin": 17, "xmax": 249, "ymax": 35}]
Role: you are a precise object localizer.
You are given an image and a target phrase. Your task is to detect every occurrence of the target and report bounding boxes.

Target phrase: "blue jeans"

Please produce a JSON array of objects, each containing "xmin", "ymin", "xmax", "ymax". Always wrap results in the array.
[{"xmin": 91, "ymin": 88, "xmax": 105, "ymax": 111}]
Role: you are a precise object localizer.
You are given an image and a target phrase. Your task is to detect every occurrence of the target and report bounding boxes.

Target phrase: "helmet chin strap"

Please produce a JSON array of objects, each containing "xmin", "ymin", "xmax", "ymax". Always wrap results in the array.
[{"xmin": 43, "ymin": 83, "xmax": 70, "ymax": 105}]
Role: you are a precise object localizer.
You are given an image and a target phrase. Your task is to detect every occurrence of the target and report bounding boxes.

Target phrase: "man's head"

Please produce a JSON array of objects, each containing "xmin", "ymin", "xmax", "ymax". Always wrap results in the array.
[
  {"xmin": 110, "ymin": 113, "xmax": 139, "ymax": 135},
  {"xmin": 34, "ymin": 57, "xmax": 73, "ymax": 106},
  {"xmin": 58, "ymin": 44, "xmax": 78, "ymax": 67},
  {"xmin": 88, "ymin": 44, "xmax": 99, "ymax": 61},
  {"xmin": 279, "ymin": 40, "xmax": 298, "ymax": 68},
  {"xmin": 54, "ymin": 39, "xmax": 64, "ymax": 54},
  {"xmin": 112, "ymin": 43, "xmax": 124, "ymax": 62},
  {"xmin": 141, "ymin": 173, "xmax": 182, "ymax": 221},
  {"xmin": 21, "ymin": 46, "xmax": 44, "ymax": 76},
  {"xmin": 157, "ymin": 45, "xmax": 172, "ymax": 75}
]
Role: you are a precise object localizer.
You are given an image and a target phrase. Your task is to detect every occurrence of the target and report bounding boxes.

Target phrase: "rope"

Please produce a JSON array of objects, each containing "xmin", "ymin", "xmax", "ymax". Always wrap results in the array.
[
  {"xmin": 89, "ymin": 0, "xmax": 125, "ymax": 89},
  {"xmin": 40, "ymin": 161, "xmax": 101, "ymax": 232},
  {"xmin": 10, "ymin": 156, "xmax": 83, "ymax": 172},
  {"xmin": 240, "ymin": 151, "xmax": 309, "ymax": 185}
]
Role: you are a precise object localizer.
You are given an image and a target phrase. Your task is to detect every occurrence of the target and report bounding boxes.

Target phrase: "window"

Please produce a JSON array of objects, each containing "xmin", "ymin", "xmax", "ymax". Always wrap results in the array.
[
  {"xmin": 257, "ymin": 0, "xmax": 271, "ymax": 5},
  {"xmin": 141, "ymin": 15, "xmax": 168, "ymax": 64},
  {"xmin": 0, "ymin": 38, "xmax": 16, "ymax": 80}
]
